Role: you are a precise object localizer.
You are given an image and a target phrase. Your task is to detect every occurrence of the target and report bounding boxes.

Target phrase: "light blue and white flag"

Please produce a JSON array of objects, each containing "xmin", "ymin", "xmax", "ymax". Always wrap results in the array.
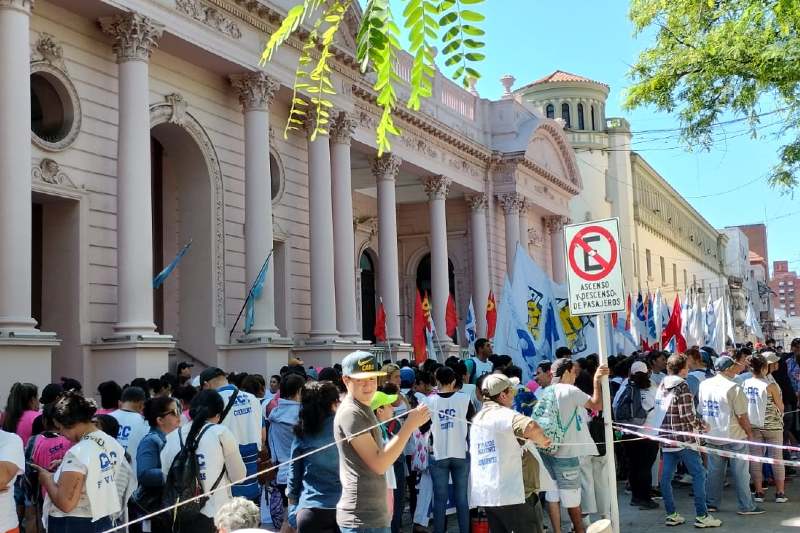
[
  {"xmin": 646, "ymin": 293, "xmax": 658, "ymax": 345},
  {"xmin": 465, "ymin": 298, "xmax": 477, "ymax": 355},
  {"xmin": 705, "ymin": 297, "xmax": 726, "ymax": 354},
  {"xmin": 552, "ymin": 283, "xmax": 600, "ymax": 359},
  {"xmin": 244, "ymin": 259, "xmax": 269, "ymax": 335},
  {"xmin": 745, "ymin": 301, "xmax": 764, "ymax": 340},
  {"xmin": 634, "ymin": 292, "xmax": 649, "ymax": 343},
  {"xmin": 153, "ymin": 241, "xmax": 192, "ymax": 289}
]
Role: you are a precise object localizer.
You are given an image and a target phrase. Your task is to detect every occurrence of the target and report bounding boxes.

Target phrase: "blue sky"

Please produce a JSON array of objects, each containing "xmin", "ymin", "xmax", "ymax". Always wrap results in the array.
[{"xmin": 379, "ymin": 0, "xmax": 797, "ymax": 274}]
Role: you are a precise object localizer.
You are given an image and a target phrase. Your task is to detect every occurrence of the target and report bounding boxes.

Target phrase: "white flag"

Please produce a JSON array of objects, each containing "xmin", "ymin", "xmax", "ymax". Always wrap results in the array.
[
  {"xmin": 705, "ymin": 298, "xmax": 726, "ymax": 354},
  {"xmin": 745, "ymin": 302, "xmax": 764, "ymax": 340}
]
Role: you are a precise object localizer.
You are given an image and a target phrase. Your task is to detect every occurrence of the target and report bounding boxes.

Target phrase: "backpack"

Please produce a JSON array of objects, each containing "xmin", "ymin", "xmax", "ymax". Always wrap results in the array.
[
  {"xmin": 613, "ymin": 382, "xmax": 647, "ymax": 425},
  {"xmin": 530, "ymin": 386, "xmax": 578, "ymax": 455},
  {"xmin": 162, "ymin": 392, "xmax": 238, "ymax": 527}
]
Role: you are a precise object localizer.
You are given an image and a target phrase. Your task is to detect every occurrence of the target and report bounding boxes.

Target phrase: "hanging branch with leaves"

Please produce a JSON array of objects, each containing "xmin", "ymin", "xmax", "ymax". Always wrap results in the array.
[{"xmin": 260, "ymin": 0, "xmax": 485, "ymax": 155}]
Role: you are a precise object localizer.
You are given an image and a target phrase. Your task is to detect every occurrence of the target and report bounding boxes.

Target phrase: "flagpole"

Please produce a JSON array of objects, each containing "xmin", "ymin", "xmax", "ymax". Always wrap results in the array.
[
  {"xmin": 597, "ymin": 313, "xmax": 621, "ymax": 533},
  {"xmin": 229, "ymin": 250, "xmax": 273, "ymax": 340}
]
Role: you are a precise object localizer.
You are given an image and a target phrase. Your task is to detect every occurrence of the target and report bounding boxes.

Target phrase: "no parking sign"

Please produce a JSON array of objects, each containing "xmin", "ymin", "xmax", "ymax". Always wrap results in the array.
[{"xmin": 563, "ymin": 217, "xmax": 625, "ymax": 316}]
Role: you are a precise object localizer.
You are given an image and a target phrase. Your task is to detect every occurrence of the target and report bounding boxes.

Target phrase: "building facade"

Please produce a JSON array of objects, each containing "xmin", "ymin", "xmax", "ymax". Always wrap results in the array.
[
  {"xmin": 0, "ymin": 0, "xmax": 582, "ymax": 394},
  {"xmin": 515, "ymin": 71, "xmax": 728, "ymax": 304},
  {"xmin": 721, "ymin": 227, "xmax": 759, "ymax": 338},
  {"xmin": 771, "ymin": 261, "xmax": 800, "ymax": 317}
]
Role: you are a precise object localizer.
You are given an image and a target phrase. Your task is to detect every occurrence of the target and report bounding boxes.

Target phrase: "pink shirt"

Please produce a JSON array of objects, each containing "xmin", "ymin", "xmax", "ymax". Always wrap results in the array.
[
  {"xmin": 95, "ymin": 408, "xmax": 116, "ymax": 415},
  {"xmin": 30, "ymin": 432, "xmax": 72, "ymax": 471},
  {"xmin": 16, "ymin": 410, "xmax": 39, "ymax": 446}
]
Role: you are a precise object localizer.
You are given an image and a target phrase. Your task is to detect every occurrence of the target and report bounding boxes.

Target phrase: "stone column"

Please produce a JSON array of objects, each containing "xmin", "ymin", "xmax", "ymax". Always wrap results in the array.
[
  {"xmin": 229, "ymin": 72, "xmax": 279, "ymax": 339},
  {"xmin": 100, "ymin": 13, "xmax": 164, "ymax": 335},
  {"xmin": 423, "ymin": 175, "xmax": 452, "ymax": 338},
  {"xmin": 518, "ymin": 199, "xmax": 530, "ymax": 255},
  {"xmin": 546, "ymin": 215, "xmax": 569, "ymax": 283},
  {"xmin": 467, "ymin": 194, "xmax": 490, "ymax": 337},
  {"xmin": 498, "ymin": 193, "xmax": 522, "ymax": 275},
  {"xmin": 305, "ymin": 111, "xmax": 338, "ymax": 341},
  {"xmin": 373, "ymin": 155, "xmax": 403, "ymax": 342},
  {"xmin": 0, "ymin": 0, "xmax": 36, "ymax": 332},
  {"xmin": 329, "ymin": 112, "xmax": 360, "ymax": 339}
]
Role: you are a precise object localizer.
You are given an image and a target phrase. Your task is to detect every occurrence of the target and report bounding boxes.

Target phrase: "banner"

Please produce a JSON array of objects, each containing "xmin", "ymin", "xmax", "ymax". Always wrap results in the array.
[{"xmin": 464, "ymin": 298, "xmax": 477, "ymax": 355}]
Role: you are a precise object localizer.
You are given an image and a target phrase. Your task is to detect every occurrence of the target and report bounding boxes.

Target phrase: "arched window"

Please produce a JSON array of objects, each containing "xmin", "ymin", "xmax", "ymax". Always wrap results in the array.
[
  {"xmin": 545, "ymin": 103, "xmax": 554, "ymax": 119},
  {"xmin": 577, "ymin": 103, "xmax": 585, "ymax": 130},
  {"xmin": 590, "ymin": 105, "xmax": 596, "ymax": 130},
  {"xmin": 561, "ymin": 103, "xmax": 571, "ymax": 128}
]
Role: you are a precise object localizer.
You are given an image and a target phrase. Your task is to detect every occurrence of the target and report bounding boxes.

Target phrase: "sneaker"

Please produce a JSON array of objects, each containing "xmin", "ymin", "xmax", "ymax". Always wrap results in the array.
[
  {"xmin": 694, "ymin": 514, "xmax": 722, "ymax": 528},
  {"xmin": 776, "ymin": 493, "xmax": 789, "ymax": 503},
  {"xmin": 678, "ymin": 474, "xmax": 693, "ymax": 485},
  {"xmin": 665, "ymin": 512, "xmax": 686, "ymax": 526},
  {"xmin": 651, "ymin": 488, "xmax": 663, "ymax": 501},
  {"xmin": 737, "ymin": 507, "xmax": 766, "ymax": 515},
  {"xmin": 753, "ymin": 491, "xmax": 765, "ymax": 502},
  {"xmin": 638, "ymin": 499, "xmax": 660, "ymax": 510}
]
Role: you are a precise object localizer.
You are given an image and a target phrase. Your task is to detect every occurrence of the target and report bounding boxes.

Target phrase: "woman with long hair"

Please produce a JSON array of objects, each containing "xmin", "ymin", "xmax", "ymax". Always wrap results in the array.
[
  {"xmin": 160, "ymin": 389, "xmax": 246, "ymax": 533},
  {"xmin": 743, "ymin": 353, "xmax": 787, "ymax": 503},
  {"xmin": 30, "ymin": 391, "xmax": 134, "ymax": 533},
  {"xmin": 286, "ymin": 381, "xmax": 342, "ymax": 533},
  {"xmin": 132, "ymin": 396, "xmax": 182, "ymax": 530},
  {"xmin": 3, "ymin": 383, "xmax": 39, "ymax": 446}
]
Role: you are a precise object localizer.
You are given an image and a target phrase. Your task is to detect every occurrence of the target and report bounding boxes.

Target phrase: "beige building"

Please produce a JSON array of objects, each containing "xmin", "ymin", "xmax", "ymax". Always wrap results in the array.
[
  {"xmin": 0, "ymin": 0, "xmax": 583, "ymax": 395},
  {"xmin": 516, "ymin": 71, "xmax": 728, "ymax": 303}
]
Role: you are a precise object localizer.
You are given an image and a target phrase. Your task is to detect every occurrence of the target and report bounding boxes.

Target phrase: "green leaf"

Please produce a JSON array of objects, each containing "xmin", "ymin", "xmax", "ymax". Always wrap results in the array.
[
  {"xmin": 460, "ymin": 9, "xmax": 485, "ymax": 22},
  {"xmin": 465, "ymin": 52, "xmax": 485, "ymax": 61}
]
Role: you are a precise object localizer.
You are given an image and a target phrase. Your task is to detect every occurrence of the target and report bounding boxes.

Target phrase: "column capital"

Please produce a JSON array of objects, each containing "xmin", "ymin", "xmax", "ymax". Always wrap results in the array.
[
  {"xmin": 99, "ymin": 12, "xmax": 163, "ymax": 63},
  {"xmin": 518, "ymin": 198, "xmax": 529, "ymax": 215},
  {"xmin": 423, "ymin": 175, "xmax": 451, "ymax": 200},
  {"xmin": 466, "ymin": 193, "xmax": 489, "ymax": 212},
  {"xmin": 229, "ymin": 72, "xmax": 279, "ymax": 112},
  {"xmin": 329, "ymin": 110, "xmax": 357, "ymax": 145},
  {"xmin": 372, "ymin": 154, "xmax": 402, "ymax": 182},
  {"xmin": 0, "ymin": 0, "xmax": 33, "ymax": 13},
  {"xmin": 497, "ymin": 192, "xmax": 523, "ymax": 215},
  {"xmin": 545, "ymin": 215, "xmax": 570, "ymax": 234}
]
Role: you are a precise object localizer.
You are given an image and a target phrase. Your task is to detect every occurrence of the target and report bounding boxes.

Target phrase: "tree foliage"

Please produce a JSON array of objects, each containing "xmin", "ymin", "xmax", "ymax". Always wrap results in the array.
[
  {"xmin": 260, "ymin": 0, "xmax": 485, "ymax": 155},
  {"xmin": 624, "ymin": 0, "xmax": 800, "ymax": 188}
]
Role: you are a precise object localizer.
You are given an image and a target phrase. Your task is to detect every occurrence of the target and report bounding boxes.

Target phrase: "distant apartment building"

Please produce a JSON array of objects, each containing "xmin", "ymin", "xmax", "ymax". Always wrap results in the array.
[{"xmin": 771, "ymin": 261, "xmax": 800, "ymax": 317}]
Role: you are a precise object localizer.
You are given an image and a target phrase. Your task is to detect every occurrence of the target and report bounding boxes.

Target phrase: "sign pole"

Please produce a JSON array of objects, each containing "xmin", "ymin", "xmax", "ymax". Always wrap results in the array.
[{"xmin": 597, "ymin": 312, "xmax": 621, "ymax": 533}]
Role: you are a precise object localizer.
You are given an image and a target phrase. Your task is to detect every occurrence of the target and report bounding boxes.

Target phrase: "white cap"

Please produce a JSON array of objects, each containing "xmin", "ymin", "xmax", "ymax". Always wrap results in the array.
[{"xmin": 630, "ymin": 361, "xmax": 648, "ymax": 375}]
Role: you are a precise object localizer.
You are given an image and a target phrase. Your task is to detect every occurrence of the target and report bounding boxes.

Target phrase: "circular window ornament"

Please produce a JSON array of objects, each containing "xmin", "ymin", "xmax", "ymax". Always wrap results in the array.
[
  {"xmin": 30, "ymin": 62, "xmax": 81, "ymax": 151},
  {"xmin": 270, "ymin": 149, "xmax": 285, "ymax": 205}
]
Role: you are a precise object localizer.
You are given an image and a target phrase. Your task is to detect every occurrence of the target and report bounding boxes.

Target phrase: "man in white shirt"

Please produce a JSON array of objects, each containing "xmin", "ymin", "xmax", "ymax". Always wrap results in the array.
[
  {"xmin": 110, "ymin": 386, "xmax": 149, "ymax": 472},
  {"xmin": 470, "ymin": 374, "xmax": 550, "ymax": 533},
  {"xmin": 538, "ymin": 358, "xmax": 608, "ymax": 533},
  {"xmin": 468, "ymin": 338, "xmax": 494, "ymax": 384},
  {"xmin": 200, "ymin": 367, "xmax": 264, "ymax": 504}
]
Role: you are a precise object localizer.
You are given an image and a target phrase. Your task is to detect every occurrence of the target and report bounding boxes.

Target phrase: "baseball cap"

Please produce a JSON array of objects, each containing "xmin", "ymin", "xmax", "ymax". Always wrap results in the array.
[
  {"xmin": 370, "ymin": 391, "xmax": 398, "ymax": 411},
  {"xmin": 400, "ymin": 367, "xmax": 416, "ymax": 387},
  {"xmin": 199, "ymin": 367, "xmax": 226, "ymax": 386},
  {"xmin": 481, "ymin": 374, "xmax": 520, "ymax": 397},
  {"xmin": 714, "ymin": 355, "xmax": 736, "ymax": 372},
  {"xmin": 763, "ymin": 351, "xmax": 780, "ymax": 364},
  {"xmin": 630, "ymin": 361, "xmax": 648, "ymax": 375},
  {"xmin": 177, "ymin": 362, "xmax": 194, "ymax": 372},
  {"xmin": 40, "ymin": 383, "xmax": 63, "ymax": 405},
  {"xmin": 341, "ymin": 351, "xmax": 386, "ymax": 379}
]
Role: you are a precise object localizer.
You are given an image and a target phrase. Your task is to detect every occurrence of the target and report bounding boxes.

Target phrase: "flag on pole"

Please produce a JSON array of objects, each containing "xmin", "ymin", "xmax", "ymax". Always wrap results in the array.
[
  {"xmin": 445, "ymin": 293, "xmax": 458, "ymax": 339},
  {"xmin": 662, "ymin": 295, "xmax": 686, "ymax": 352},
  {"xmin": 705, "ymin": 297, "xmax": 726, "ymax": 354},
  {"xmin": 153, "ymin": 241, "xmax": 192, "ymax": 289},
  {"xmin": 413, "ymin": 291, "xmax": 427, "ymax": 363},
  {"xmin": 374, "ymin": 298, "xmax": 387, "ymax": 342},
  {"xmin": 465, "ymin": 298, "xmax": 477, "ymax": 355},
  {"xmin": 423, "ymin": 292, "xmax": 437, "ymax": 360},
  {"xmin": 725, "ymin": 298, "xmax": 736, "ymax": 347},
  {"xmin": 633, "ymin": 292, "xmax": 649, "ymax": 345},
  {"xmin": 486, "ymin": 290, "xmax": 497, "ymax": 339},
  {"xmin": 745, "ymin": 302, "xmax": 764, "ymax": 340},
  {"xmin": 244, "ymin": 258, "xmax": 268, "ymax": 335},
  {"xmin": 687, "ymin": 293, "xmax": 706, "ymax": 347},
  {"xmin": 645, "ymin": 293, "xmax": 658, "ymax": 346}
]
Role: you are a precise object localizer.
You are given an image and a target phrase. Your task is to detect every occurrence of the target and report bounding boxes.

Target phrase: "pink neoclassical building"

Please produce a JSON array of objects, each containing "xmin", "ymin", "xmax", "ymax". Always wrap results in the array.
[{"xmin": 0, "ymin": 0, "xmax": 582, "ymax": 394}]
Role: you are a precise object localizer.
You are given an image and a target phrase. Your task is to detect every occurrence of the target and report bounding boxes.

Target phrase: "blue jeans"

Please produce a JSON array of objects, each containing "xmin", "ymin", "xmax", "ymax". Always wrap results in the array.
[
  {"xmin": 47, "ymin": 516, "xmax": 113, "ymax": 533},
  {"xmin": 705, "ymin": 442, "xmax": 756, "ymax": 512},
  {"xmin": 339, "ymin": 528, "xmax": 391, "ymax": 533},
  {"xmin": 660, "ymin": 449, "xmax": 707, "ymax": 516},
  {"xmin": 430, "ymin": 457, "xmax": 469, "ymax": 533}
]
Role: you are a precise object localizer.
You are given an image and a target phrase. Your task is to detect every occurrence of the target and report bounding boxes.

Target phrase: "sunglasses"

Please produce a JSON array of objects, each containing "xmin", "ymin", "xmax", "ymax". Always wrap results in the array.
[{"xmin": 160, "ymin": 409, "xmax": 180, "ymax": 418}]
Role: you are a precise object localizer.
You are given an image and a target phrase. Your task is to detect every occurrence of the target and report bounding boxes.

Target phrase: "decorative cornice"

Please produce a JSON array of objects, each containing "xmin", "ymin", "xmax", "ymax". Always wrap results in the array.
[
  {"xmin": 491, "ymin": 153, "xmax": 580, "ymax": 196},
  {"xmin": 329, "ymin": 111, "xmax": 357, "ymax": 145},
  {"xmin": 372, "ymin": 154, "xmax": 402, "ymax": 182},
  {"xmin": 497, "ymin": 192, "xmax": 524, "ymax": 215},
  {"xmin": 0, "ymin": 0, "xmax": 32, "ymax": 14},
  {"xmin": 176, "ymin": 0, "xmax": 242, "ymax": 39},
  {"xmin": 466, "ymin": 193, "xmax": 489, "ymax": 212},
  {"xmin": 31, "ymin": 33, "xmax": 64, "ymax": 69},
  {"xmin": 229, "ymin": 72, "xmax": 278, "ymax": 111},
  {"xmin": 99, "ymin": 13, "xmax": 164, "ymax": 63},
  {"xmin": 423, "ymin": 175, "xmax": 451, "ymax": 200},
  {"xmin": 544, "ymin": 215, "xmax": 570, "ymax": 235}
]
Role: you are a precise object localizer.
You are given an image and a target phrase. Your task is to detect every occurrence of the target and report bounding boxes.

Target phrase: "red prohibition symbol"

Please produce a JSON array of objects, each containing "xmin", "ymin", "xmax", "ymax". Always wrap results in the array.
[{"xmin": 568, "ymin": 225, "xmax": 618, "ymax": 282}]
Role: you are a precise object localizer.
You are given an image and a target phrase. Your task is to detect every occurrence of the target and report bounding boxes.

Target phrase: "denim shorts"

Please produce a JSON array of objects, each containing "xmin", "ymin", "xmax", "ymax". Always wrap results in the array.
[{"xmin": 539, "ymin": 454, "xmax": 581, "ymax": 491}]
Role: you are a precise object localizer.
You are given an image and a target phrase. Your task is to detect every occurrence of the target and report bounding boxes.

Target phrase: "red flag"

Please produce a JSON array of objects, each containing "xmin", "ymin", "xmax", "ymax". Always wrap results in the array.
[
  {"xmin": 374, "ymin": 299, "xmax": 387, "ymax": 342},
  {"xmin": 486, "ymin": 291, "xmax": 497, "ymax": 339},
  {"xmin": 662, "ymin": 295, "xmax": 687, "ymax": 352},
  {"xmin": 610, "ymin": 312, "xmax": 619, "ymax": 329},
  {"xmin": 413, "ymin": 291, "xmax": 427, "ymax": 363},
  {"xmin": 445, "ymin": 294, "xmax": 458, "ymax": 338}
]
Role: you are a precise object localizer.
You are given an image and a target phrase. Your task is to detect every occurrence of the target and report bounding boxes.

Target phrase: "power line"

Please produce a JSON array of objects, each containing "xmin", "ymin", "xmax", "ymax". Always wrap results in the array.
[{"xmin": 623, "ymin": 107, "xmax": 790, "ymax": 136}]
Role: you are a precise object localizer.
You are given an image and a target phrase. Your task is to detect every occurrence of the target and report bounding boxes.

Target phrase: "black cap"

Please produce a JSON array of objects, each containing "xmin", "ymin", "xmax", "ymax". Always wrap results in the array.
[
  {"xmin": 199, "ymin": 367, "xmax": 226, "ymax": 386},
  {"xmin": 40, "ymin": 383, "xmax": 63, "ymax": 404},
  {"xmin": 177, "ymin": 362, "xmax": 194, "ymax": 372}
]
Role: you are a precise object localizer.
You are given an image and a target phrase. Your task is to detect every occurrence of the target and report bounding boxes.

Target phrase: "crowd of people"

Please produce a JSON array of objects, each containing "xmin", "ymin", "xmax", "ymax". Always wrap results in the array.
[{"xmin": 0, "ymin": 336, "xmax": 797, "ymax": 533}]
